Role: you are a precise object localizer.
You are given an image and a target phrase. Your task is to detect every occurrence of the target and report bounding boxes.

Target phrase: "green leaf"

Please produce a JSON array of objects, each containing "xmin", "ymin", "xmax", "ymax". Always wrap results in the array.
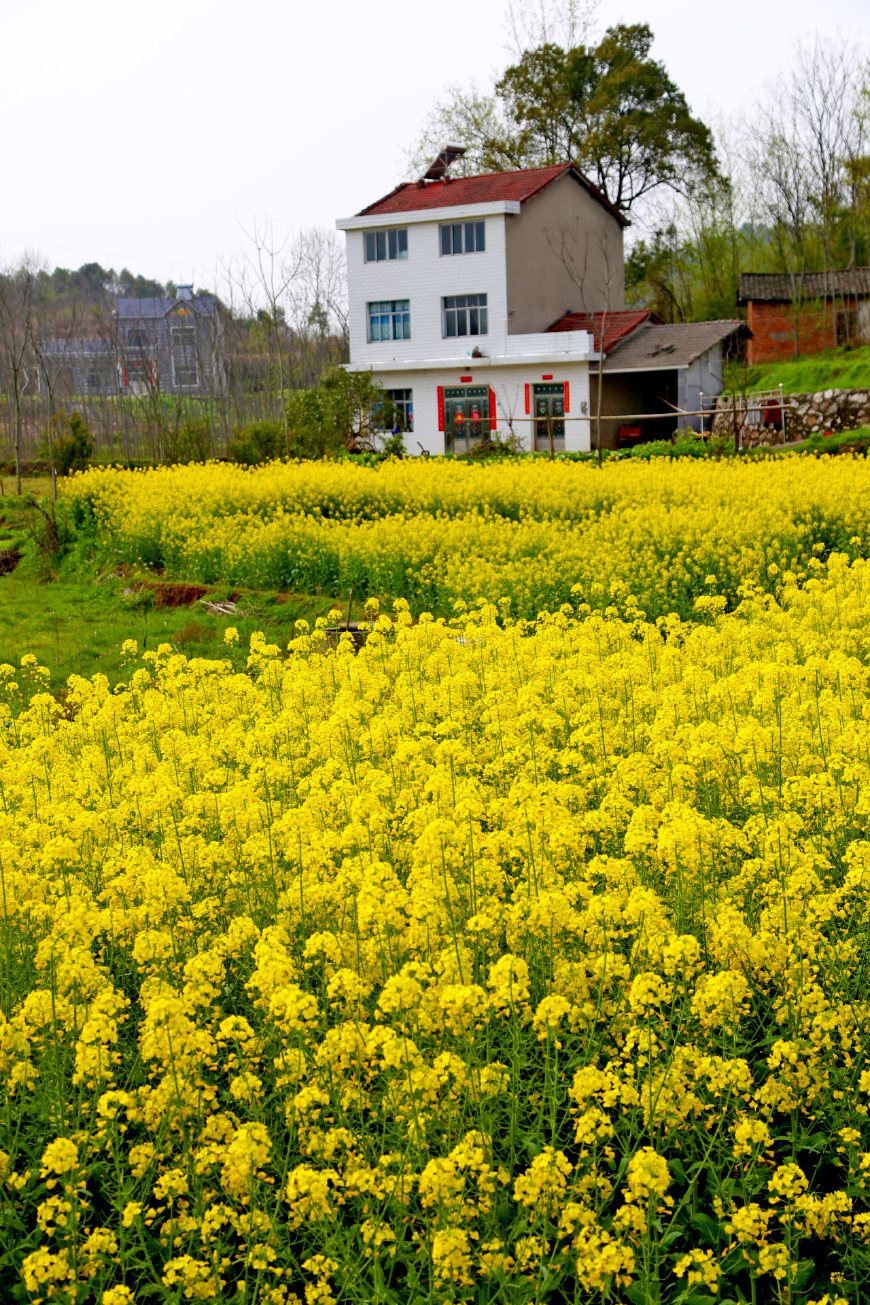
[{"xmin": 690, "ymin": 1211, "xmax": 720, "ymax": 1244}]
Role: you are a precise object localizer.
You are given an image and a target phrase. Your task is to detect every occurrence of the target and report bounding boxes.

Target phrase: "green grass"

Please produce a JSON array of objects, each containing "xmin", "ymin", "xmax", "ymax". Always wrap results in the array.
[
  {"xmin": 725, "ymin": 344, "xmax": 870, "ymax": 395},
  {"xmin": 1, "ymin": 484, "xmax": 345, "ymax": 689},
  {"xmin": 776, "ymin": 426, "xmax": 870, "ymax": 455},
  {"xmin": 0, "ymin": 567, "xmax": 341, "ymax": 690}
]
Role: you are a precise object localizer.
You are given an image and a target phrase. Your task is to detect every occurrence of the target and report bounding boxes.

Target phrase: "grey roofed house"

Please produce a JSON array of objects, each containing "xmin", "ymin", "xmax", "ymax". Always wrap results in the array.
[
  {"xmin": 38, "ymin": 285, "xmax": 225, "ymax": 398},
  {"xmin": 37, "ymin": 337, "xmax": 118, "ymax": 397},
  {"xmin": 116, "ymin": 286, "xmax": 224, "ymax": 395}
]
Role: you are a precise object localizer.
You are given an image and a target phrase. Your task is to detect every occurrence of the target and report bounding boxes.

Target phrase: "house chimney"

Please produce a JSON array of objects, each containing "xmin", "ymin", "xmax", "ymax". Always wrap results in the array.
[{"xmin": 177, "ymin": 284, "xmax": 194, "ymax": 301}]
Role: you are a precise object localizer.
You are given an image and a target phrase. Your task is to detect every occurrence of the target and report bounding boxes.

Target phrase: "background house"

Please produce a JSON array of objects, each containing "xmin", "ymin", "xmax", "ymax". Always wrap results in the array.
[
  {"xmin": 116, "ymin": 286, "xmax": 225, "ymax": 396},
  {"xmin": 737, "ymin": 270, "xmax": 870, "ymax": 364},
  {"xmin": 38, "ymin": 286, "xmax": 225, "ymax": 399}
]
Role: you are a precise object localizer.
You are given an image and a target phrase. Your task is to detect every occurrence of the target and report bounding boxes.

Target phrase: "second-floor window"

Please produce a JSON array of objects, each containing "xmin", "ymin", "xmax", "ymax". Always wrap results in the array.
[
  {"xmin": 365, "ymin": 228, "xmax": 408, "ymax": 262},
  {"xmin": 440, "ymin": 221, "xmax": 485, "ymax": 255},
  {"xmin": 127, "ymin": 327, "xmax": 149, "ymax": 350},
  {"xmin": 367, "ymin": 300, "xmax": 411, "ymax": 342},
  {"xmin": 443, "ymin": 293, "xmax": 488, "ymax": 338}
]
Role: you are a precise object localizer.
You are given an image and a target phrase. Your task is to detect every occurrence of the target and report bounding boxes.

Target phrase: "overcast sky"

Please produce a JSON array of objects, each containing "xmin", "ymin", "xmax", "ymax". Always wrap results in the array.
[{"xmin": 2, "ymin": 0, "xmax": 868, "ymax": 288}]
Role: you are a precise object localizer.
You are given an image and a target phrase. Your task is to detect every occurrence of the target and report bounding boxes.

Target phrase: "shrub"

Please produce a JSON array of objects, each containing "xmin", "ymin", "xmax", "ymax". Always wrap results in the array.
[
  {"xmin": 50, "ymin": 411, "xmax": 94, "ymax": 477},
  {"xmin": 162, "ymin": 416, "xmax": 215, "ymax": 464},
  {"xmin": 227, "ymin": 420, "xmax": 286, "ymax": 466}
]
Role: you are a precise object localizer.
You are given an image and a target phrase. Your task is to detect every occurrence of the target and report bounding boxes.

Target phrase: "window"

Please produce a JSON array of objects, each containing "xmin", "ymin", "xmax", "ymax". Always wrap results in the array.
[
  {"xmin": 124, "ymin": 361, "xmax": 154, "ymax": 390},
  {"xmin": 443, "ymin": 293, "xmax": 488, "ymax": 338},
  {"xmin": 86, "ymin": 371, "xmax": 103, "ymax": 393},
  {"xmin": 126, "ymin": 327, "xmax": 149, "ymax": 349},
  {"xmin": 440, "ymin": 221, "xmax": 485, "ymax": 255},
  {"xmin": 171, "ymin": 326, "xmax": 199, "ymax": 388},
  {"xmin": 367, "ymin": 300, "xmax": 411, "ymax": 342},
  {"xmin": 365, "ymin": 228, "xmax": 408, "ymax": 262},
  {"xmin": 384, "ymin": 388, "xmax": 413, "ymax": 433}
]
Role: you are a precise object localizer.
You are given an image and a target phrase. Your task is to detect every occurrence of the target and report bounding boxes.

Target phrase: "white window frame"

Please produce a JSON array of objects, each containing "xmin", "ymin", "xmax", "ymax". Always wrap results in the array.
[
  {"xmin": 364, "ymin": 228, "xmax": 408, "ymax": 262},
  {"xmin": 171, "ymin": 325, "xmax": 199, "ymax": 389},
  {"xmin": 367, "ymin": 300, "xmax": 411, "ymax": 342},
  {"xmin": 442, "ymin": 293, "xmax": 488, "ymax": 338},
  {"xmin": 440, "ymin": 221, "xmax": 485, "ymax": 255}
]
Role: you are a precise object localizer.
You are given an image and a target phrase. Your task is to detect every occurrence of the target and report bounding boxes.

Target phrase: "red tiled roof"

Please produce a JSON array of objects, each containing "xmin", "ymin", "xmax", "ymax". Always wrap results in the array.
[
  {"xmin": 358, "ymin": 164, "xmax": 628, "ymax": 225},
  {"xmin": 548, "ymin": 310, "xmax": 653, "ymax": 353}
]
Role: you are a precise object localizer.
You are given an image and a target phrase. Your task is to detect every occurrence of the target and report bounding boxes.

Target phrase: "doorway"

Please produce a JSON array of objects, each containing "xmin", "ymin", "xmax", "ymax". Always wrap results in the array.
[
  {"xmin": 444, "ymin": 387, "xmax": 490, "ymax": 453},
  {"xmin": 533, "ymin": 383, "xmax": 565, "ymax": 452}
]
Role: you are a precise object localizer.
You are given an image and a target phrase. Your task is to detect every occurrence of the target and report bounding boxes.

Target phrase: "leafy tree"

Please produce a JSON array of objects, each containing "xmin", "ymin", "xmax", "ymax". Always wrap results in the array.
[
  {"xmin": 411, "ymin": 24, "xmax": 718, "ymax": 213},
  {"xmin": 284, "ymin": 368, "xmax": 384, "ymax": 458},
  {"xmin": 497, "ymin": 26, "xmax": 718, "ymax": 210}
]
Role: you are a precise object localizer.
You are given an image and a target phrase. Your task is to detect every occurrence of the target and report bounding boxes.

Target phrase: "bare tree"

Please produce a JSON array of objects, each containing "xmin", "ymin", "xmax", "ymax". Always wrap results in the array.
[
  {"xmin": 747, "ymin": 36, "xmax": 868, "ymax": 355},
  {"xmin": 228, "ymin": 218, "xmax": 305, "ymax": 451},
  {"xmin": 30, "ymin": 292, "xmax": 82, "ymax": 496},
  {"xmin": 547, "ymin": 226, "xmax": 622, "ymax": 462},
  {"xmin": 0, "ymin": 259, "xmax": 39, "ymax": 494},
  {"xmin": 504, "ymin": 0, "xmax": 599, "ymax": 56}
]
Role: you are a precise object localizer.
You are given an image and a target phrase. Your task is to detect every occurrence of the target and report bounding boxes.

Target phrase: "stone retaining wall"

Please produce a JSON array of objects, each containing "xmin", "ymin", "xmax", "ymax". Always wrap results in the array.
[{"xmin": 712, "ymin": 388, "xmax": 870, "ymax": 447}]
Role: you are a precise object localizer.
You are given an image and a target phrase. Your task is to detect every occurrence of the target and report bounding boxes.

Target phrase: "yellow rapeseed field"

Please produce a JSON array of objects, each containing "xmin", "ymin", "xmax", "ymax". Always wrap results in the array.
[
  {"xmin": 4, "ymin": 458, "xmax": 870, "ymax": 1301},
  {"xmin": 63, "ymin": 457, "xmax": 870, "ymax": 618}
]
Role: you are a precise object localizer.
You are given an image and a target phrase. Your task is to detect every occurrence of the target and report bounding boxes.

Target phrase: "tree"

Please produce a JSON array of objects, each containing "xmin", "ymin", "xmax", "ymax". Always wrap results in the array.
[
  {"xmin": 746, "ymin": 37, "xmax": 869, "ymax": 354},
  {"xmin": 410, "ymin": 24, "xmax": 718, "ymax": 214},
  {"xmin": 285, "ymin": 368, "xmax": 384, "ymax": 458},
  {"xmin": 0, "ymin": 259, "xmax": 39, "ymax": 494}
]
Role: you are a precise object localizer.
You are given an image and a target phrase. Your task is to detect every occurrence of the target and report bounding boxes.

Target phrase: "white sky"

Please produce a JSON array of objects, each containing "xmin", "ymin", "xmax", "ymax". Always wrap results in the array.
[{"xmin": 2, "ymin": 0, "xmax": 868, "ymax": 287}]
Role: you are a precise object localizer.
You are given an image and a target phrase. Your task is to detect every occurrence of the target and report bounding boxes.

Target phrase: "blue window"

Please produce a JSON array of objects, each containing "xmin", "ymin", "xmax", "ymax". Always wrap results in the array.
[
  {"xmin": 365, "ymin": 229, "xmax": 408, "ymax": 262},
  {"xmin": 367, "ymin": 300, "xmax": 411, "ymax": 342}
]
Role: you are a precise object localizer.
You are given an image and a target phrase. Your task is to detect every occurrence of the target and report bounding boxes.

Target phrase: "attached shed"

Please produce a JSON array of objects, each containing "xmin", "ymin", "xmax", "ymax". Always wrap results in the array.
[{"xmin": 593, "ymin": 319, "xmax": 746, "ymax": 449}]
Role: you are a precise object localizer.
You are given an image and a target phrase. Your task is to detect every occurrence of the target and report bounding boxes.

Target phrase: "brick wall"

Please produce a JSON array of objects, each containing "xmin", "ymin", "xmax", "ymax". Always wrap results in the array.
[
  {"xmin": 740, "ymin": 293, "xmax": 866, "ymax": 360},
  {"xmin": 746, "ymin": 300, "xmax": 843, "ymax": 364}
]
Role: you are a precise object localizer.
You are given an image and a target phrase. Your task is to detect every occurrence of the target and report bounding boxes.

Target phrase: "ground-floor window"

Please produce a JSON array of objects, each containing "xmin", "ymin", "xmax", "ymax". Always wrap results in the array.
[
  {"xmin": 383, "ymin": 388, "xmax": 413, "ymax": 432},
  {"xmin": 442, "ymin": 386, "xmax": 491, "ymax": 453},
  {"xmin": 123, "ymin": 360, "xmax": 155, "ymax": 391},
  {"xmin": 533, "ymin": 382, "xmax": 566, "ymax": 451}
]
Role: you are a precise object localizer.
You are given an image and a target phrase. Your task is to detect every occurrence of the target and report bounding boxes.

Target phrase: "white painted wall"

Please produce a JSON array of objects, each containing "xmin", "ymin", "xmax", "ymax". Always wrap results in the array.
[
  {"xmin": 344, "ymin": 214, "xmax": 511, "ymax": 367},
  {"xmin": 368, "ymin": 360, "xmax": 592, "ymax": 456}
]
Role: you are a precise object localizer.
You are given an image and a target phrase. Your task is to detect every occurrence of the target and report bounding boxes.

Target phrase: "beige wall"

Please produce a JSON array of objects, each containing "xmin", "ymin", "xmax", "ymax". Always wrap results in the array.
[{"xmin": 505, "ymin": 174, "xmax": 625, "ymax": 334}]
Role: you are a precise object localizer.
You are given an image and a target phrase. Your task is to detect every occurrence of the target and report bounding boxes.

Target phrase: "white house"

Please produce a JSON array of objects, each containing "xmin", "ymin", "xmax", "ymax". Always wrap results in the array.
[
  {"xmin": 337, "ymin": 157, "xmax": 746, "ymax": 454},
  {"xmin": 336, "ymin": 160, "xmax": 629, "ymax": 455}
]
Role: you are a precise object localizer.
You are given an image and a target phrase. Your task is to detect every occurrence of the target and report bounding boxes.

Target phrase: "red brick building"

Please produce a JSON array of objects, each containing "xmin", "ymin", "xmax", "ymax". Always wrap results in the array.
[{"xmin": 738, "ymin": 270, "xmax": 870, "ymax": 365}]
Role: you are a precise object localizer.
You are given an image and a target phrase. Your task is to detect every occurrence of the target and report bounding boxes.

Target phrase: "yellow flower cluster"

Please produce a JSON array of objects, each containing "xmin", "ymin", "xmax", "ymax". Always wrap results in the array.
[
  {"xmin": 63, "ymin": 456, "xmax": 870, "ymax": 618},
  {"xmin": 6, "ymin": 532, "xmax": 870, "ymax": 1296}
]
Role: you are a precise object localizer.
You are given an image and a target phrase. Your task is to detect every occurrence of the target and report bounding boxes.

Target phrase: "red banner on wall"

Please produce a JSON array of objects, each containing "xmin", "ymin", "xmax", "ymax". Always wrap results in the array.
[
  {"xmin": 524, "ymin": 384, "xmax": 530, "ymax": 415},
  {"xmin": 489, "ymin": 388, "xmax": 497, "ymax": 432},
  {"xmin": 437, "ymin": 386, "xmax": 445, "ymax": 432},
  {"xmin": 563, "ymin": 381, "xmax": 571, "ymax": 414}
]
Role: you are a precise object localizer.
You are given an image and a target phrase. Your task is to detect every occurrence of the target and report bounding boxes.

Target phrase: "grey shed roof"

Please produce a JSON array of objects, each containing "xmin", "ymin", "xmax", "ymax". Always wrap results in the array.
[
  {"xmin": 117, "ymin": 294, "xmax": 218, "ymax": 318},
  {"xmin": 39, "ymin": 338, "xmax": 114, "ymax": 358},
  {"xmin": 603, "ymin": 320, "xmax": 746, "ymax": 372},
  {"xmin": 738, "ymin": 269, "xmax": 870, "ymax": 303}
]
